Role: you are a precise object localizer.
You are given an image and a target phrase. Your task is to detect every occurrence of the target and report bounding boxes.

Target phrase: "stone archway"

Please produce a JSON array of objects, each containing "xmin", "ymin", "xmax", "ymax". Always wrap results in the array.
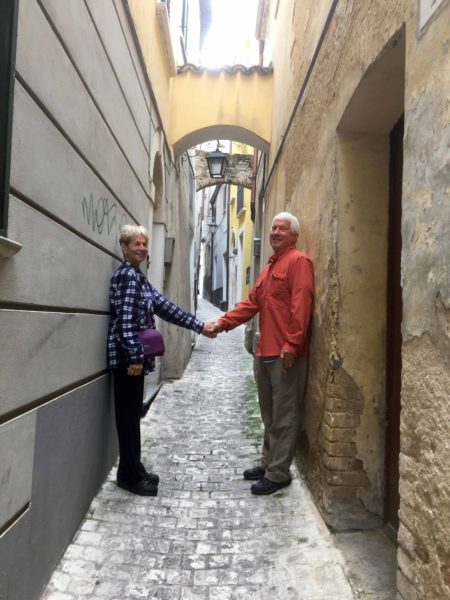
[
  {"xmin": 170, "ymin": 67, "xmax": 272, "ymax": 156},
  {"xmin": 194, "ymin": 150, "xmax": 254, "ymax": 191}
]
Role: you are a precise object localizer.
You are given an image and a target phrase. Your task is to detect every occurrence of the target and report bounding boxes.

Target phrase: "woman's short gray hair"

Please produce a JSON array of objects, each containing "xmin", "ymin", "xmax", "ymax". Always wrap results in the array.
[
  {"xmin": 119, "ymin": 224, "xmax": 149, "ymax": 245},
  {"xmin": 272, "ymin": 212, "xmax": 300, "ymax": 234}
]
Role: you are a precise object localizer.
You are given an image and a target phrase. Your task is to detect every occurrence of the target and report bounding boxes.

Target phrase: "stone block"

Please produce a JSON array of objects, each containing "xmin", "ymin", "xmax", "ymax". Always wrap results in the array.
[
  {"xmin": 324, "ymin": 411, "xmax": 359, "ymax": 428},
  {"xmin": 322, "ymin": 439, "xmax": 356, "ymax": 457},
  {"xmin": 397, "ymin": 522, "xmax": 416, "ymax": 559},
  {"xmin": 324, "ymin": 397, "xmax": 349, "ymax": 412},
  {"xmin": 322, "ymin": 422, "xmax": 355, "ymax": 442},
  {"xmin": 325, "ymin": 470, "xmax": 369, "ymax": 487},
  {"xmin": 323, "ymin": 454, "xmax": 362, "ymax": 471},
  {"xmin": 397, "ymin": 567, "xmax": 417, "ymax": 600},
  {"xmin": 397, "ymin": 548, "xmax": 415, "ymax": 581},
  {"xmin": 398, "ymin": 505, "xmax": 416, "ymax": 533},
  {"xmin": 323, "ymin": 484, "xmax": 357, "ymax": 502}
]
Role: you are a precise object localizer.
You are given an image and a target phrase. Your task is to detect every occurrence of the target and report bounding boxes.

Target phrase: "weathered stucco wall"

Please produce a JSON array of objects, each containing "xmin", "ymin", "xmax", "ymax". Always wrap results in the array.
[
  {"xmin": 262, "ymin": 0, "xmax": 411, "ymax": 526},
  {"xmin": 162, "ymin": 152, "xmax": 198, "ymax": 379},
  {"xmin": 261, "ymin": 1, "xmax": 449, "ymax": 597},
  {"xmin": 397, "ymin": 4, "xmax": 450, "ymax": 599}
]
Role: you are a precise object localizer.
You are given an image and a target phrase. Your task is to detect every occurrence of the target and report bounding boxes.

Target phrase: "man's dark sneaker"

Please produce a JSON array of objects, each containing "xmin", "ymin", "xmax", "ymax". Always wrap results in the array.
[
  {"xmin": 117, "ymin": 477, "xmax": 158, "ymax": 496},
  {"xmin": 145, "ymin": 472, "xmax": 160, "ymax": 485},
  {"xmin": 243, "ymin": 466, "xmax": 266, "ymax": 480},
  {"xmin": 250, "ymin": 476, "xmax": 292, "ymax": 495}
]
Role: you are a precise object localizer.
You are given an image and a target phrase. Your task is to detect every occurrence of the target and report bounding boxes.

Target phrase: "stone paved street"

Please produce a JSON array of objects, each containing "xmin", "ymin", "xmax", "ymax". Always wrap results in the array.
[{"xmin": 41, "ymin": 300, "xmax": 355, "ymax": 600}]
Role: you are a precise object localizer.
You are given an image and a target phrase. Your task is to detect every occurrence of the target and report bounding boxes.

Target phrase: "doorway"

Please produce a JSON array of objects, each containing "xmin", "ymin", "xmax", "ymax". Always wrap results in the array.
[
  {"xmin": 335, "ymin": 29, "xmax": 405, "ymax": 521},
  {"xmin": 384, "ymin": 116, "xmax": 404, "ymax": 540}
]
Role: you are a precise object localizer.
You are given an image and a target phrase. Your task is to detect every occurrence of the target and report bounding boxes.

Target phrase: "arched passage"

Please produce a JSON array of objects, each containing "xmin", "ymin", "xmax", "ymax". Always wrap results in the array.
[
  {"xmin": 174, "ymin": 125, "xmax": 269, "ymax": 156},
  {"xmin": 170, "ymin": 68, "xmax": 272, "ymax": 156},
  {"xmin": 195, "ymin": 151, "xmax": 254, "ymax": 191}
]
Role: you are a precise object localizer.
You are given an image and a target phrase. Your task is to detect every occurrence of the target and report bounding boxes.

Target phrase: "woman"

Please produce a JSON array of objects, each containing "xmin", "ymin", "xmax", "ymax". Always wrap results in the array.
[{"xmin": 107, "ymin": 225, "xmax": 215, "ymax": 496}]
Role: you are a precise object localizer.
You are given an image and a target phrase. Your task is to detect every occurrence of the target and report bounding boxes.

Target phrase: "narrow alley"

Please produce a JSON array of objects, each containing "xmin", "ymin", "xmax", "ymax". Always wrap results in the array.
[{"xmin": 41, "ymin": 300, "xmax": 393, "ymax": 600}]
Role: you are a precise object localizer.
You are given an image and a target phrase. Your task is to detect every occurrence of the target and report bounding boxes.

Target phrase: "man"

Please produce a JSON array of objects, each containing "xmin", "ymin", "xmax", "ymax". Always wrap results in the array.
[{"xmin": 209, "ymin": 212, "xmax": 314, "ymax": 495}]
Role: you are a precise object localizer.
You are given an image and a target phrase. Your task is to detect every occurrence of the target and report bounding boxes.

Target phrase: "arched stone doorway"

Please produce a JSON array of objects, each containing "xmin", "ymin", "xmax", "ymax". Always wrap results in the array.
[{"xmin": 331, "ymin": 28, "xmax": 406, "ymax": 533}]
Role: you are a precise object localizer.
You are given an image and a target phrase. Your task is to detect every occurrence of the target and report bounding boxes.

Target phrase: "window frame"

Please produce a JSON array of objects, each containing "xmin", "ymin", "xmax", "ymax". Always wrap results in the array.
[
  {"xmin": 236, "ymin": 186, "xmax": 244, "ymax": 215},
  {"xmin": 0, "ymin": 0, "xmax": 19, "ymax": 237}
]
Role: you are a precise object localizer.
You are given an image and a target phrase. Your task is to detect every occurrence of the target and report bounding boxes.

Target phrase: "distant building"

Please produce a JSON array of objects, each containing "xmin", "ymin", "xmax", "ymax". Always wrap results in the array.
[{"xmin": 228, "ymin": 142, "xmax": 254, "ymax": 306}]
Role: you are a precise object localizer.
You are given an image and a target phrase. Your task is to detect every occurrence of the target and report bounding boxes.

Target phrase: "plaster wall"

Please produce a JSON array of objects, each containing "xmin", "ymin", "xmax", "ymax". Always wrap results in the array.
[
  {"xmin": 161, "ymin": 155, "xmax": 199, "ymax": 379},
  {"xmin": 267, "ymin": 0, "xmax": 333, "ymax": 167},
  {"xmin": 397, "ymin": 4, "xmax": 450, "ymax": 598},
  {"xmin": 336, "ymin": 131, "xmax": 390, "ymax": 516},
  {"xmin": 128, "ymin": 0, "xmax": 172, "ymax": 128},
  {"xmin": 229, "ymin": 187, "xmax": 253, "ymax": 302},
  {"xmin": 169, "ymin": 70, "xmax": 272, "ymax": 155}
]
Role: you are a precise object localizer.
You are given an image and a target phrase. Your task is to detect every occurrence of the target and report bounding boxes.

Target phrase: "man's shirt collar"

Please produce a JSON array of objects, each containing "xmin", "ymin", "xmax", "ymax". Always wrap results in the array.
[{"xmin": 268, "ymin": 244, "xmax": 296, "ymax": 266}]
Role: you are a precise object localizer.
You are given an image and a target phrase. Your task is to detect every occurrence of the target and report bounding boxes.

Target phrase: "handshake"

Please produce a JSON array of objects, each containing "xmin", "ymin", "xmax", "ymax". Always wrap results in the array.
[{"xmin": 201, "ymin": 321, "xmax": 221, "ymax": 339}]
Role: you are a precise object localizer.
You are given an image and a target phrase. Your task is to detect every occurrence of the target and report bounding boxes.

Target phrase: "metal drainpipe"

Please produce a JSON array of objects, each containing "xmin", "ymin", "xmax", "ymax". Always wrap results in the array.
[
  {"xmin": 251, "ymin": 147, "xmax": 257, "ymax": 224},
  {"xmin": 261, "ymin": 0, "xmax": 339, "ymax": 198}
]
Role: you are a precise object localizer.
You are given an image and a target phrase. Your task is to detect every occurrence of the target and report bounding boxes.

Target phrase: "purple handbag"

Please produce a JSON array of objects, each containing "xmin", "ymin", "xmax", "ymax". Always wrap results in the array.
[{"xmin": 137, "ymin": 328, "xmax": 165, "ymax": 357}]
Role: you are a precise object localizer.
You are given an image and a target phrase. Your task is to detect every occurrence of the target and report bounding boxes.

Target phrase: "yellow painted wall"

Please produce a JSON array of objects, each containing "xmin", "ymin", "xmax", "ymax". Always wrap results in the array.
[
  {"xmin": 229, "ymin": 143, "xmax": 253, "ymax": 300},
  {"xmin": 170, "ymin": 71, "xmax": 272, "ymax": 154},
  {"xmin": 127, "ymin": 1, "xmax": 272, "ymax": 158},
  {"xmin": 128, "ymin": 0, "xmax": 172, "ymax": 129}
]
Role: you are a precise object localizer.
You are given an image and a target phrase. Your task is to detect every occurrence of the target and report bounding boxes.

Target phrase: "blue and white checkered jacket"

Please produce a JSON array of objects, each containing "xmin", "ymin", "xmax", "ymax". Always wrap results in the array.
[{"xmin": 107, "ymin": 260, "xmax": 204, "ymax": 371}]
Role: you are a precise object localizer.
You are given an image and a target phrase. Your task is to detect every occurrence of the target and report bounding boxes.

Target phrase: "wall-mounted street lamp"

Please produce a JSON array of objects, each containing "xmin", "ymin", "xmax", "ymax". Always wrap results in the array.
[
  {"xmin": 207, "ymin": 220, "xmax": 219, "ymax": 236},
  {"xmin": 206, "ymin": 143, "xmax": 228, "ymax": 179},
  {"xmin": 207, "ymin": 219, "xmax": 219, "ymax": 302},
  {"xmin": 164, "ymin": 237, "xmax": 175, "ymax": 265}
]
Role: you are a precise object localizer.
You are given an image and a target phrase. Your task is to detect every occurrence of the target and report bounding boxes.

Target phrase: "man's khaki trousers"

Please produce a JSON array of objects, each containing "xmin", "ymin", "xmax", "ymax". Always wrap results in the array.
[{"xmin": 254, "ymin": 356, "xmax": 307, "ymax": 482}]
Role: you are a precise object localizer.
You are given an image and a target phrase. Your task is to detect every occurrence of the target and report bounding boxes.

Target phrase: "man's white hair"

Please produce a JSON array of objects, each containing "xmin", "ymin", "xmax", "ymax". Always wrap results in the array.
[{"xmin": 272, "ymin": 212, "xmax": 300, "ymax": 235}]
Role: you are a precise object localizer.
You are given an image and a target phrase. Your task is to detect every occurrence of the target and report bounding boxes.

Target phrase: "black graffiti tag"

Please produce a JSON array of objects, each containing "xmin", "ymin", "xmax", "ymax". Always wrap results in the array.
[{"xmin": 82, "ymin": 194, "xmax": 127, "ymax": 241}]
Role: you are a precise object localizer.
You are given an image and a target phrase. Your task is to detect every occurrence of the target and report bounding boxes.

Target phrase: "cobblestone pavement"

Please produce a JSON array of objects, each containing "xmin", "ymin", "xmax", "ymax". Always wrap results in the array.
[{"xmin": 42, "ymin": 300, "xmax": 355, "ymax": 600}]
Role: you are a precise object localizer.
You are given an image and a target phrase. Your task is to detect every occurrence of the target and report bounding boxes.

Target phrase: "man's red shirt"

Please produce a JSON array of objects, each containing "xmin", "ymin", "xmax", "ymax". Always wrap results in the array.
[{"xmin": 217, "ymin": 245, "xmax": 314, "ymax": 357}]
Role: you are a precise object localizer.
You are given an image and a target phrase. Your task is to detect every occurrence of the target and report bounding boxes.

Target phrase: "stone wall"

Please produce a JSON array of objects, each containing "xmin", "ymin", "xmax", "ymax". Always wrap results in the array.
[
  {"xmin": 260, "ymin": 0, "xmax": 449, "ymax": 596},
  {"xmin": 396, "ymin": 3, "xmax": 450, "ymax": 598}
]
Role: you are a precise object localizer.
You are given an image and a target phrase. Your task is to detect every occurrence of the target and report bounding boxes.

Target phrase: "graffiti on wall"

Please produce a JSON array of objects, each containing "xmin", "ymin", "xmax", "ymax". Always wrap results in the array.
[
  {"xmin": 82, "ymin": 194, "xmax": 128, "ymax": 244},
  {"xmin": 420, "ymin": 0, "xmax": 445, "ymax": 28}
]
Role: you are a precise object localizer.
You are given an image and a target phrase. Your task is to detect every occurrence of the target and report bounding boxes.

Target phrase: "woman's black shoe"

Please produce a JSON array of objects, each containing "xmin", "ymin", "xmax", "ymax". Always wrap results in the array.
[
  {"xmin": 117, "ymin": 477, "xmax": 158, "ymax": 496},
  {"xmin": 145, "ymin": 472, "xmax": 160, "ymax": 485}
]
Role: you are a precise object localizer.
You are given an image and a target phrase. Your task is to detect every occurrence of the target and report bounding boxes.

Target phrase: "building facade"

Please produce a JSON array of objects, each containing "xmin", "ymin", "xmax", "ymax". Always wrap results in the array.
[
  {"xmin": 0, "ymin": 1, "xmax": 198, "ymax": 598},
  {"xmin": 228, "ymin": 142, "xmax": 254, "ymax": 307},
  {"xmin": 198, "ymin": 182, "xmax": 229, "ymax": 309}
]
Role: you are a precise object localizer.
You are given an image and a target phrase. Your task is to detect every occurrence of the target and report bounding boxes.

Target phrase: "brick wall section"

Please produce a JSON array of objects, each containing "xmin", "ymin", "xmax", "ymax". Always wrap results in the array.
[{"xmin": 320, "ymin": 367, "xmax": 370, "ymax": 518}]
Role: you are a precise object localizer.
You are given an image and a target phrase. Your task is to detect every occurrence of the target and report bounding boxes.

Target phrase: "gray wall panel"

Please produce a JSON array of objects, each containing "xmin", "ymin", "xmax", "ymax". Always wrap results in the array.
[
  {"xmin": 0, "ymin": 197, "xmax": 119, "ymax": 309},
  {"xmin": 0, "ymin": 376, "xmax": 117, "ymax": 600},
  {"xmin": 41, "ymin": 0, "xmax": 150, "ymax": 192},
  {"xmin": 10, "ymin": 83, "xmax": 136, "ymax": 256},
  {"xmin": 0, "ymin": 310, "xmax": 109, "ymax": 414},
  {"xmin": 95, "ymin": 0, "xmax": 152, "ymax": 121}
]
